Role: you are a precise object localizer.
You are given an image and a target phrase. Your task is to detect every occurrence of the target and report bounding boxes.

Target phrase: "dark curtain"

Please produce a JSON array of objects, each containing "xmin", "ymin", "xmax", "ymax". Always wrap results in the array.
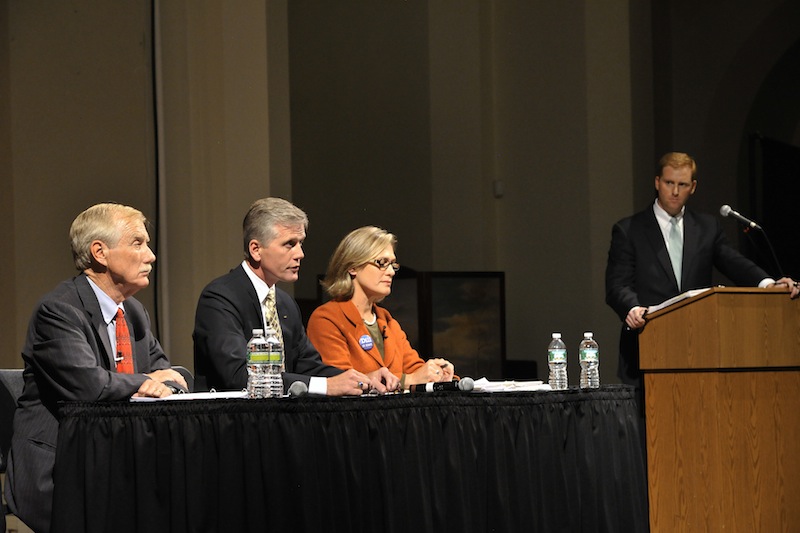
[
  {"xmin": 748, "ymin": 135, "xmax": 800, "ymax": 278},
  {"xmin": 53, "ymin": 387, "xmax": 648, "ymax": 533}
]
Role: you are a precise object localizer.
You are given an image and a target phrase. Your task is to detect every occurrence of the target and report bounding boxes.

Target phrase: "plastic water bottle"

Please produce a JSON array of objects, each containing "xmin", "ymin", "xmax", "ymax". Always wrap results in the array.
[
  {"xmin": 547, "ymin": 333, "xmax": 568, "ymax": 390},
  {"xmin": 264, "ymin": 327, "xmax": 284, "ymax": 398},
  {"xmin": 579, "ymin": 332, "xmax": 600, "ymax": 389},
  {"xmin": 246, "ymin": 329, "xmax": 270, "ymax": 398}
]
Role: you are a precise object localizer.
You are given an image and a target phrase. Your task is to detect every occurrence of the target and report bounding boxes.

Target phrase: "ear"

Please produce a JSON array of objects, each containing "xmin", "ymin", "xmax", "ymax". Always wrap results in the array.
[
  {"xmin": 689, "ymin": 180, "xmax": 697, "ymax": 195},
  {"xmin": 654, "ymin": 175, "xmax": 660, "ymax": 190},
  {"xmin": 90, "ymin": 240, "xmax": 108, "ymax": 266},
  {"xmin": 248, "ymin": 240, "xmax": 261, "ymax": 262}
]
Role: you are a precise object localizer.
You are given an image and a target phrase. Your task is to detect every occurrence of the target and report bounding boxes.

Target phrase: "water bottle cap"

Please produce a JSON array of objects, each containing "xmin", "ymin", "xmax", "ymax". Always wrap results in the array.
[
  {"xmin": 584, "ymin": 332, "xmax": 593, "ymax": 338},
  {"xmin": 552, "ymin": 333, "xmax": 561, "ymax": 339}
]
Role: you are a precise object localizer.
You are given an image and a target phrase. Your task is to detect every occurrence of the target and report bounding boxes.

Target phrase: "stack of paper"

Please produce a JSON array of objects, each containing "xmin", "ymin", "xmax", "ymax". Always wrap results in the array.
[
  {"xmin": 647, "ymin": 287, "xmax": 711, "ymax": 313},
  {"xmin": 472, "ymin": 377, "xmax": 552, "ymax": 392},
  {"xmin": 130, "ymin": 390, "xmax": 248, "ymax": 402}
]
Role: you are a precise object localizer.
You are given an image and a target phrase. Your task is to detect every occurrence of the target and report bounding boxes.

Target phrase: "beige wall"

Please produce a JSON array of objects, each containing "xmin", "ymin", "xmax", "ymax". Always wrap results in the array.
[
  {"xmin": 428, "ymin": 1, "xmax": 495, "ymax": 270},
  {"xmin": 155, "ymin": 0, "xmax": 288, "ymax": 365},
  {"xmin": 1, "ymin": 0, "xmax": 158, "ymax": 366},
  {"xmin": 0, "ymin": 2, "xmax": 14, "ymax": 368},
  {"xmin": 0, "ymin": 0, "xmax": 288, "ymax": 369},
  {"xmin": 288, "ymin": 2, "xmax": 637, "ymax": 383},
  {"xmin": 289, "ymin": 0, "xmax": 434, "ymax": 299}
]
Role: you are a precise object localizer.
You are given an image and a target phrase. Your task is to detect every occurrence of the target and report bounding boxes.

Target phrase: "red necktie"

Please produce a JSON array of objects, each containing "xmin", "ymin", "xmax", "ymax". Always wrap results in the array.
[{"xmin": 115, "ymin": 308, "xmax": 134, "ymax": 374}]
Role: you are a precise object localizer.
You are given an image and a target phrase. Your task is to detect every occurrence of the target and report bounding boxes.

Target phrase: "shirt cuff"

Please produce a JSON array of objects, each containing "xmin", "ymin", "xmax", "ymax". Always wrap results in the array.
[
  {"xmin": 758, "ymin": 278, "xmax": 776, "ymax": 288},
  {"xmin": 309, "ymin": 376, "xmax": 327, "ymax": 396}
]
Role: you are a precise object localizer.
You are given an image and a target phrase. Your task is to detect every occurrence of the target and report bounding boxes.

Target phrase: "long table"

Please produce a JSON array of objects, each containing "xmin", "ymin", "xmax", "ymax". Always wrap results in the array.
[{"xmin": 52, "ymin": 386, "xmax": 648, "ymax": 533}]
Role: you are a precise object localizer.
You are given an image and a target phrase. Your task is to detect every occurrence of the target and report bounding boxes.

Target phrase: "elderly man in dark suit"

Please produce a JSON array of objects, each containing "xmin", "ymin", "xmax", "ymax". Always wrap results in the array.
[
  {"xmin": 193, "ymin": 197, "xmax": 381, "ymax": 396},
  {"xmin": 4, "ymin": 203, "xmax": 187, "ymax": 533},
  {"xmin": 606, "ymin": 152, "xmax": 799, "ymax": 385}
]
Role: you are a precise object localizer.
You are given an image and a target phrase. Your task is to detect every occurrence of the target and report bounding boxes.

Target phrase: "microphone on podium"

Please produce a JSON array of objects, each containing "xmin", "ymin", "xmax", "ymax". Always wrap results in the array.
[
  {"xmin": 720, "ymin": 204, "xmax": 761, "ymax": 230},
  {"xmin": 720, "ymin": 204, "xmax": 786, "ymax": 278},
  {"xmin": 409, "ymin": 377, "xmax": 474, "ymax": 393}
]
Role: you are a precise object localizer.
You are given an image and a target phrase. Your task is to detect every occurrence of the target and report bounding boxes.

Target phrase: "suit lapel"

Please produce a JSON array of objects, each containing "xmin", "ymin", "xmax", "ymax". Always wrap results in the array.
[
  {"xmin": 681, "ymin": 210, "xmax": 700, "ymax": 284},
  {"xmin": 234, "ymin": 266, "xmax": 267, "ymax": 331},
  {"xmin": 642, "ymin": 209, "xmax": 680, "ymax": 291},
  {"xmin": 274, "ymin": 289, "xmax": 292, "ymax": 348},
  {"xmin": 74, "ymin": 274, "xmax": 116, "ymax": 369},
  {"xmin": 341, "ymin": 301, "xmax": 385, "ymax": 367}
]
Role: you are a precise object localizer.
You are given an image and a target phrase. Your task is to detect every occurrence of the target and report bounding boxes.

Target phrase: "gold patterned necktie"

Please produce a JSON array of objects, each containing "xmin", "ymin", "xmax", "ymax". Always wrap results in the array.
[
  {"xmin": 264, "ymin": 289, "xmax": 284, "ymax": 346},
  {"xmin": 668, "ymin": 217, "xmax": 683, "ymax": 290}
]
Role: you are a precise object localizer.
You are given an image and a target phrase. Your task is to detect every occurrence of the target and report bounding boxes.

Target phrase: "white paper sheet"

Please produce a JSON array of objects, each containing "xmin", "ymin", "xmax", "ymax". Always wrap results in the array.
[
  {"xmin": 130, "ymin": 390, "xmax": 248, "ymax": 402},
  {"xmin": 472, "ymin": 377, "xmax": 552, "ymax": 392}
]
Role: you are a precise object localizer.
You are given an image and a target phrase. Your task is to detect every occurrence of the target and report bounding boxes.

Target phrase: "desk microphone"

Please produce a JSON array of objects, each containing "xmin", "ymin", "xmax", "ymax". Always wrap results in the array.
[
  {"xmin": 409, "ymin": 377, "xmax": 474, "ymax": 393},
  {"xmin": 288, "ymin": 381, "xmax": 308, "ymax": 397}
]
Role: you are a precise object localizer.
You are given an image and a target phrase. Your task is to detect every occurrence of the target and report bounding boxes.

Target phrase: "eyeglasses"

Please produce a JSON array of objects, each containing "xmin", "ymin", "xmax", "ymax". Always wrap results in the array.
[{"xmin": 368, "ymin": 258, "xmax": 400, "ymax": 271}]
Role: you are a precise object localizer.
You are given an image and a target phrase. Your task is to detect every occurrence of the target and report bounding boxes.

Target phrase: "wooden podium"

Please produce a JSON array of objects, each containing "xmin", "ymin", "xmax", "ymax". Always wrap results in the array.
[{"xmin": 640, "ymin": 287, "xmax": 800, "ymax": 532}]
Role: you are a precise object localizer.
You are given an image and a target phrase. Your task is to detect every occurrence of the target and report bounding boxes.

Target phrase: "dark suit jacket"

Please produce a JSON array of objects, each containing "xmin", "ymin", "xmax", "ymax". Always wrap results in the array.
[
  {"xmin": 605, "ymin": 205, "xmax": 769, "ymax": 384},
  {"xmin": 5, "ymin": 274, "xmax": 170, "ymax": 533},
  {"xmin": 193, "ymin": 264, "xmax": 342, "ymax": 392}
]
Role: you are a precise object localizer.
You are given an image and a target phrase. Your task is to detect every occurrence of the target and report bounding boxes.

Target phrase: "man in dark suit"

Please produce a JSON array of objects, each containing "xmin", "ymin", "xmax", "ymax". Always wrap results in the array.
[
  {"xmin": 193, "ymin": 197, "xmax": 380, "ymax": 396},
  {"xmin": 606, "ymin": 152, "xmax": 799, "ymax": 385},
  {"xmin": 4, "ymin": 203, "xmax": 187, "ymax": 533}
]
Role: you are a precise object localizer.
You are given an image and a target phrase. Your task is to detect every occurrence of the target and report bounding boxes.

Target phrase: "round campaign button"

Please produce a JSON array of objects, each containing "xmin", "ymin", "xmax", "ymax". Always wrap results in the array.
[{"xmin": 358, "ymin": 334, "xmax": 374, "ymax": 351}]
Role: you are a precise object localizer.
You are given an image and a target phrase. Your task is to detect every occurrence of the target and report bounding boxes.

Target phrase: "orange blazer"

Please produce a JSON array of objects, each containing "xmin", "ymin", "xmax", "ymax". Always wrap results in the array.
[{"xmin": 307, "ymin": 300, "xmax": 426, "ymax": 378}]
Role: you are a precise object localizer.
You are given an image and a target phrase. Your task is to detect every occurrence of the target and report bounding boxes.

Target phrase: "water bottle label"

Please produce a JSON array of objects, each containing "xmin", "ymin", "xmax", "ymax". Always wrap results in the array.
[
  {"xmin": 267, "ymin": 349, "xmax": 283, "ymax": 364},
  {"xmin": 249, "ymin": 350, "xmax": 270, "ymax": 363},
  {"xmin": 548, "ymin": 349, "xmax": 567, "ymax": 363},
  {"xmin": 579, "ymin": 348, "xmax": 598, "ymax": 362}
]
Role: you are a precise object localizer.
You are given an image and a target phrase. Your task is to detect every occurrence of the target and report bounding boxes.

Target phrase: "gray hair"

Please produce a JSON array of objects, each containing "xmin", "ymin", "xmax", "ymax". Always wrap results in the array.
[
  {"xmin": 70, "ymin": 203, "xmax": 147, "ymax": 270},
  {"xmin": 242, "ymin": 197, "xmax": 309, "ymax": 258}
]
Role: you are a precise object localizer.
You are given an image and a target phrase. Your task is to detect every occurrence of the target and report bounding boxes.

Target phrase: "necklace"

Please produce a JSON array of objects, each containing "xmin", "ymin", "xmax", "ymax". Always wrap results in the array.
[{"xmin": 363, "ymin": 312, "xmax": 377, "ymax": 326}]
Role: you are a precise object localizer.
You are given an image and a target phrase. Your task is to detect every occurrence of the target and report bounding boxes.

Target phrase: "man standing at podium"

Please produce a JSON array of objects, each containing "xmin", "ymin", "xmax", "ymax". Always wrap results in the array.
[{"xmin": 605, "ymin": 152, "xmax": 799, "ymax": 386}]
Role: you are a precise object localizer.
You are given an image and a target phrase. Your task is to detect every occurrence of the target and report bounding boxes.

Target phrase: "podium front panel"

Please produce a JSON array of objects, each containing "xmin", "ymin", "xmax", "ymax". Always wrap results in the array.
[{"xmin": 645, "ymin": 370, "xmax": 800, "ymax": 532}]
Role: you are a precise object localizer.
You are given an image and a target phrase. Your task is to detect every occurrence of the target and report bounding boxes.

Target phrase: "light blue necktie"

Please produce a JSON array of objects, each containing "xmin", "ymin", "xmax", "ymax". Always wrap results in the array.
[{"xmin": 668, "ymin": 217, "xmax": 683, "ymax": 289}]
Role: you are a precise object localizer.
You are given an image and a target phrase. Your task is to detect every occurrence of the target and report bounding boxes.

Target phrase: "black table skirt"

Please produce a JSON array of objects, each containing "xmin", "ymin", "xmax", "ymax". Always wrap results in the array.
[{"xmin": 52, "ymin": 386, "xmax": 648, "ymax": 533}]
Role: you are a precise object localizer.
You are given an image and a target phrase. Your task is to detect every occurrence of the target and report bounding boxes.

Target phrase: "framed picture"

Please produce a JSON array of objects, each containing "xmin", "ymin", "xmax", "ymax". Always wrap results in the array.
[
  {"xmin": 420, "ymin": 272, "xmax": 506, "ymax": 381},
  {"xmin": 317, "ymin": 270, "xmax": 507, "ymax": 380},
  {"xmin": 381, "ymin": 271, "xmax": 506, "ymax": 381}
]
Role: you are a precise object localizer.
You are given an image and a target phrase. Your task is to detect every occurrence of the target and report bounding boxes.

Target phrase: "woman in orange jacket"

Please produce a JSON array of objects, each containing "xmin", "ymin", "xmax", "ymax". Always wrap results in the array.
[{"xmin": 307, "ymin": 226, "xmax": 455, "ymax": 392}]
